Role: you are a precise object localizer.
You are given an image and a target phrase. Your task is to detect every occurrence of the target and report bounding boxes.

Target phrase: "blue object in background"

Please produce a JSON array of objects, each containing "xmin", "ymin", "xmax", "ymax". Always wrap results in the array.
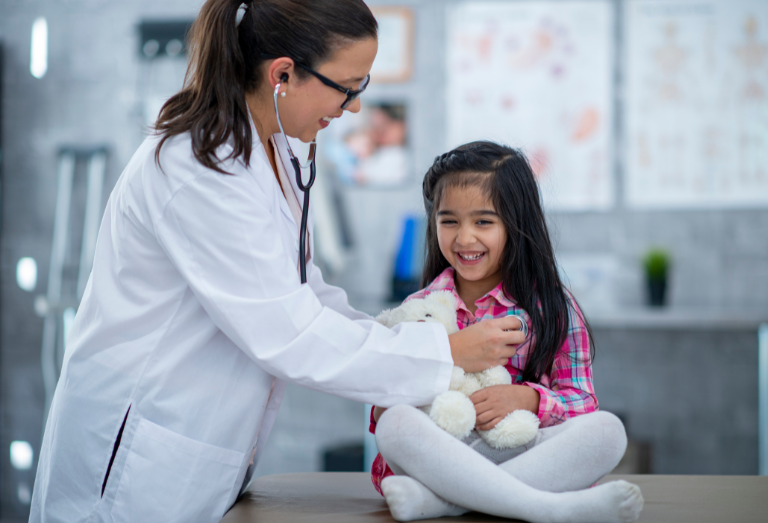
[
  {"xmin": 392, "ymin": 215, "xmax": 425, "ymax": 301},
  {"xmin": 394, "ymin": 216, "xmax": 417, "ymax": 280}
]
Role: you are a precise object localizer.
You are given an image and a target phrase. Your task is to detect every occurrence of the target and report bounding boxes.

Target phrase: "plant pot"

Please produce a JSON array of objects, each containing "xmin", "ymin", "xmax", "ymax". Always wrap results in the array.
[{"xmin": 647, "ymin": 278, "xmax": 667, "ymax": 307}]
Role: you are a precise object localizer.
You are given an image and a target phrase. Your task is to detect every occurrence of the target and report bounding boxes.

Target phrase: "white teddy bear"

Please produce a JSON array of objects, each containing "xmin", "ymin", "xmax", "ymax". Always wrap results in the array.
[{"xmin": 376, "ymin": 290, "xmax": 540, "ymax": 449}]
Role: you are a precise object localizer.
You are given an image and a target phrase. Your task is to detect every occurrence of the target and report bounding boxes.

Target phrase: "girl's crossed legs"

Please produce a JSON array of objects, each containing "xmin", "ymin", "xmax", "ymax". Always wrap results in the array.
[{"xmin": 376, "ymin": 405, "xmax": 643, "ymax": 523}]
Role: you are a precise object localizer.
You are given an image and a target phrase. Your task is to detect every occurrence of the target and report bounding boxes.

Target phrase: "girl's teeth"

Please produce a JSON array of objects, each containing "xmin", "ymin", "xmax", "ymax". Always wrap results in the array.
[
  {"xmin": 322, "ymin": 117, "xmax": 333, "ymax": 122},
  {"xmin": 459, "ymin": 253, "xmax": 483, "ymax": 260}
]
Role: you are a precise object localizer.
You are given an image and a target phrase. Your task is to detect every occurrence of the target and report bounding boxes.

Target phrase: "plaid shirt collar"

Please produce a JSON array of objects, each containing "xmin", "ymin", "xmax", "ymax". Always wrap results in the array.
[{"xmin": 424, "ymin": 267, "xmax": 516, "ymax": 312}]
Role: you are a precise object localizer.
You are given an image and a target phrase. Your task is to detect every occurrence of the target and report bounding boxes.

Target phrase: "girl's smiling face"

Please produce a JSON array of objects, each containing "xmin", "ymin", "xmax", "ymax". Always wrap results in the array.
[{"xmin": 436, "ymin": 183, "xmax": 507, "ymax": 294}]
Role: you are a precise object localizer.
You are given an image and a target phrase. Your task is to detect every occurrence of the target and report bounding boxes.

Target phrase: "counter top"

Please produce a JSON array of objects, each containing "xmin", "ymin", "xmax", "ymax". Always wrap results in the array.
[
  {"xmin": 585, "ymin": 308, "xmax": 768, "ymax": 330},
  {"xmin": 221, "ymin": 472, "xmax": 768, "ymax": 523}
]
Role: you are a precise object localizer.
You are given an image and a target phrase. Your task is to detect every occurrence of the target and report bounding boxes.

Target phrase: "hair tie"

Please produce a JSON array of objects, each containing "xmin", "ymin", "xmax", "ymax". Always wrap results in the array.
[{"xmin": 236, "ymin": 3, "xmax": 249, "ymax": 26}]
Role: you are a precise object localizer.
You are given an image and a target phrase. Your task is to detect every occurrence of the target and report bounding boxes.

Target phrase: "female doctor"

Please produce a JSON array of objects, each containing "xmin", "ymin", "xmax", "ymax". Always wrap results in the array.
[{"xmin": 30, "ymin": 1, "xmax": 525, "ymax": 522}]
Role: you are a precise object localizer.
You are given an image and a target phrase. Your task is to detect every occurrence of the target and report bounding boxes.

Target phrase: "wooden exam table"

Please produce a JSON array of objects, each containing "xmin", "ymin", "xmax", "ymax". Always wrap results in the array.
[{"xmin": 220, "ymin": 472, "xmax": 767, "ymax": 522}]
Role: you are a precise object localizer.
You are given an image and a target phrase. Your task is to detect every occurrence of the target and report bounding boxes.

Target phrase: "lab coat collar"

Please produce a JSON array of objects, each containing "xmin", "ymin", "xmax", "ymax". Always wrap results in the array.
[
  {"xmin": 244, "ymin": 106, "xmax": 309, "ymax": 214},
  {"xmin": 272, "ymin": 135, "xmax": 315, "ymax": 261},
  {"xmin": 245, "ymin": 107, "xmax": 314, "ymax": 258},
  {"xmin": 271, "ymin": 132, "xmax": 312, "ymax": 214},
  {"xmin": 244, "ymin": 110, "xmax": 299, "ymax": 230}
]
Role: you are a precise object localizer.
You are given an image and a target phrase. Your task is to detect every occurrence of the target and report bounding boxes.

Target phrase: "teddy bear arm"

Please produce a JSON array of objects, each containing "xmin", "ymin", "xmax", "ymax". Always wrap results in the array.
[{"xmin": 477, "ymin": 410, "xmax": 540, "ymax": 449}]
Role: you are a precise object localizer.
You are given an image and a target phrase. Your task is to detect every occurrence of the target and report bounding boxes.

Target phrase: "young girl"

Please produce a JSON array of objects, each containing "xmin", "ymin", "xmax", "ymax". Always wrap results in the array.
[{"xmin": 369, "ymin": 142, "xmax": 643, "ymax": 523}]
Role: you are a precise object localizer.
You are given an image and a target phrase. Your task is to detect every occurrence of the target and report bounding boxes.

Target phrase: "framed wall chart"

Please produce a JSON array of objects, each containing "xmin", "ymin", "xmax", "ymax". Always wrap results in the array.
[
  {"xmin": 625, "ymin": 0, "xmax": 768, "ymax": 208},
  {"xmin": 446, "ymin": 1, "xmax": 615, "ymax": 211}
]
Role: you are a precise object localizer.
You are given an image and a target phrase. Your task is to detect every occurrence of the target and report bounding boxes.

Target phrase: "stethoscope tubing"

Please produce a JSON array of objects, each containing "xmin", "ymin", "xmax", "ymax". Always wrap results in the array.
[
  {"xmin": 292, "ymin": 157, "xmax": 315, "ymax": 283},
  {"xmin": 273, "ymin": 82, "xmax": 316, "ymax": 284}
]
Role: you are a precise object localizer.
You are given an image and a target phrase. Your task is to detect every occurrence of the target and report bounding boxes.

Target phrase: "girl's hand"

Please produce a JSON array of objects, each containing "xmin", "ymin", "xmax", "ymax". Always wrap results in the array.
[
  {"xmin": 470, "ymin": 384, "xmax": 540, "ymax": 431},
  {"xmin": 449, "ymin": 316, "xmax": 526, "ymax": 373}
]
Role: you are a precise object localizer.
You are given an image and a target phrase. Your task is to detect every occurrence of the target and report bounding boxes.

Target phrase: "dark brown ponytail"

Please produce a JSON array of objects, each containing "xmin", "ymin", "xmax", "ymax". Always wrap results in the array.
[{"xmin": 154, "ymin": 0, "xmax": 378, "ymax": 174}]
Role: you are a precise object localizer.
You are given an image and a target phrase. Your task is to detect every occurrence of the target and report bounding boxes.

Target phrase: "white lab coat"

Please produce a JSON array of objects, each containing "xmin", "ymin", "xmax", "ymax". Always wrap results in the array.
[{"xmin": 29, "ymin": 123, "xmax": 453, "ymax": 523}]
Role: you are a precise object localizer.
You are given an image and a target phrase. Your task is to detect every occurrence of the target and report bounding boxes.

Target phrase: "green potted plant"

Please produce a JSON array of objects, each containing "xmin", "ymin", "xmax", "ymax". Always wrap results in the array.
[{"xmin": 642, "ymin": 248, "xmax": 670, "ymax": 307}]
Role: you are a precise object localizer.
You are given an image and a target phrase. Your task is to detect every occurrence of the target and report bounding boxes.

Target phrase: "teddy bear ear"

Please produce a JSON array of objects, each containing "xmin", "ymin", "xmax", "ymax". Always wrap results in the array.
[
  {"xmin": 426, "ymin": 290, "xmax": 457, "ymax": 311},
  {"xmin": 375, "ymin": 309, "xmax": 394, "ymax": 327}
]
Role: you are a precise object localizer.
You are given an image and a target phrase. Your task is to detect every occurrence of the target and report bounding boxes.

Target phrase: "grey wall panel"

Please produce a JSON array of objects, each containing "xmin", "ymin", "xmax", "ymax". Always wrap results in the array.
[{"xmin": 592, "ymin": 327, "xmax": 759, "ymax": 475}]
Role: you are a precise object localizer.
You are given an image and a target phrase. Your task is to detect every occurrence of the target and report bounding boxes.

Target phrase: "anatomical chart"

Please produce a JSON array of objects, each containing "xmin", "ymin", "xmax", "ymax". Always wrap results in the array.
[
  {"xmin": 446, "ymin": 1, "xmax": 614, "ymax": 211},
  {"xmin": 625, "ymin": 0, "xmax": 768, "ymax": 208}
]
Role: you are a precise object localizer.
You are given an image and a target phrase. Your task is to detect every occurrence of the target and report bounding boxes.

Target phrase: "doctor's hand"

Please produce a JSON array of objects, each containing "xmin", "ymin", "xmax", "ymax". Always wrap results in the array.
[{"xmin": 449, "ymin": 316, "xmax": 525, "ymax": 373}]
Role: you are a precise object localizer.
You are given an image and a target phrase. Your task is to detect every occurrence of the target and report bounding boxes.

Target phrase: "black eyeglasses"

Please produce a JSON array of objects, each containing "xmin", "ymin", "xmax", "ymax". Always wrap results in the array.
[{"xmin": 261, "ymin": 53, "xmax": 370, "ymax": 110}]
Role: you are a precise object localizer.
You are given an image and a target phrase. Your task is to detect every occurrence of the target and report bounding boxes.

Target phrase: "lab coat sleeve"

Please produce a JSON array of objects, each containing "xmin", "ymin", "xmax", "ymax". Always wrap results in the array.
[
  {"xmin": 306, "ymin": 260, "xmax": 371, "ymax": 321},
  {"xmin": 154, "ymin": 170, "xmax": 453, "ymax": 407}
]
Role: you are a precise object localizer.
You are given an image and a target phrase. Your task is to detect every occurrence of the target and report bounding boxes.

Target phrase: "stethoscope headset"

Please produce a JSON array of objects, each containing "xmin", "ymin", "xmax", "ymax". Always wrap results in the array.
[
  {"xmin": 271, "ymin": 60, "xmax": 369, "ymax": 283},
  {"xmin": 273, "ymin": 73, "xmax": 316, "ymax": 284}
]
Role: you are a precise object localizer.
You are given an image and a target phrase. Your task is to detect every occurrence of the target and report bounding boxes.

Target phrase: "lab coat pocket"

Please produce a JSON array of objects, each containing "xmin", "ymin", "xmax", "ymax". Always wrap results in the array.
[{"xmin": 111, "ymin": 417, "xmax": 244, "ymax": 523}]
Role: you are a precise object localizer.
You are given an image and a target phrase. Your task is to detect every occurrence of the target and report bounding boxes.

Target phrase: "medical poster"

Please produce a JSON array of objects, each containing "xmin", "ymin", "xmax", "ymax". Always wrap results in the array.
[
  {"xmin": 370, "ymin": 7, "xmax": 414, "ymax": 83},
  {"xmin": 625, "ymin": 0, "xmax": 768, "ymax": 208},
  {"xmin": 446, "ymin": 1, "xmax": 615, "ymax": 211}
]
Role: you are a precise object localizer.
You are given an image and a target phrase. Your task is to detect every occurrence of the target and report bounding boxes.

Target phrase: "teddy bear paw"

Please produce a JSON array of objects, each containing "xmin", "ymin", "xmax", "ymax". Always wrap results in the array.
[
  {"xmin": 478, "ymin": 409, "xmax": 539, "ymax": 449},
  {"xmin": 429, "ymin": 391, "xmax": 475, "ymax": 440},
  {"xmin": 476, "ymin": 366, "xmax": 513, "ymax": 387}
]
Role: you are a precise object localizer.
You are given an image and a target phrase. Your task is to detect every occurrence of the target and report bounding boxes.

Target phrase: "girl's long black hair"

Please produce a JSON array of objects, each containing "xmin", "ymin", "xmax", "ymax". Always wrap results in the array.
[{"xmin": 422, "ymin": 141, "xmax": 595, "ymax": 383}]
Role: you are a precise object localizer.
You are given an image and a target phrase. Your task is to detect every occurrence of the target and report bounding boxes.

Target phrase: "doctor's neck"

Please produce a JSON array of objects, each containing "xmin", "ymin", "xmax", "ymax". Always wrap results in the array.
[{"xmin": 246, "ymin": 88, "xmax": 281, "ymax": 155}]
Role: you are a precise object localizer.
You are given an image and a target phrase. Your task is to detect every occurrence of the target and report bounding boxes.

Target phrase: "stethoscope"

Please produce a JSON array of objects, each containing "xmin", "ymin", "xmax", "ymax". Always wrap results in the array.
[{"xmin": 273, "ymin": 76, "xmax": 316, "ymax": 284}]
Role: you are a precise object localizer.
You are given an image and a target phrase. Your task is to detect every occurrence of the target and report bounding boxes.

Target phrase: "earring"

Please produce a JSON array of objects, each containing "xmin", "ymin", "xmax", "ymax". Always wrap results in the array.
[{"xmin": 280, "ymin": 92, "xmax": 286, "ymax": 98}]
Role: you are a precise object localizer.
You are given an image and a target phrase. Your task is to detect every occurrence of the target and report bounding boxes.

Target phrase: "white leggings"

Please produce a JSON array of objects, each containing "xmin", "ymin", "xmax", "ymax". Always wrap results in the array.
[{"xmin": 376, "ymin": 405, "xmax": 642, "ymax": 522}]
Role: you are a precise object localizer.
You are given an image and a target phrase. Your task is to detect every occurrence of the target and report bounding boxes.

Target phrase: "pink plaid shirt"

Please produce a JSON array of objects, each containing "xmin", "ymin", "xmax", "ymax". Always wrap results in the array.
[{"xmin": 369, "ymin": 267, "xmax": 598, "ymax": 495}]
